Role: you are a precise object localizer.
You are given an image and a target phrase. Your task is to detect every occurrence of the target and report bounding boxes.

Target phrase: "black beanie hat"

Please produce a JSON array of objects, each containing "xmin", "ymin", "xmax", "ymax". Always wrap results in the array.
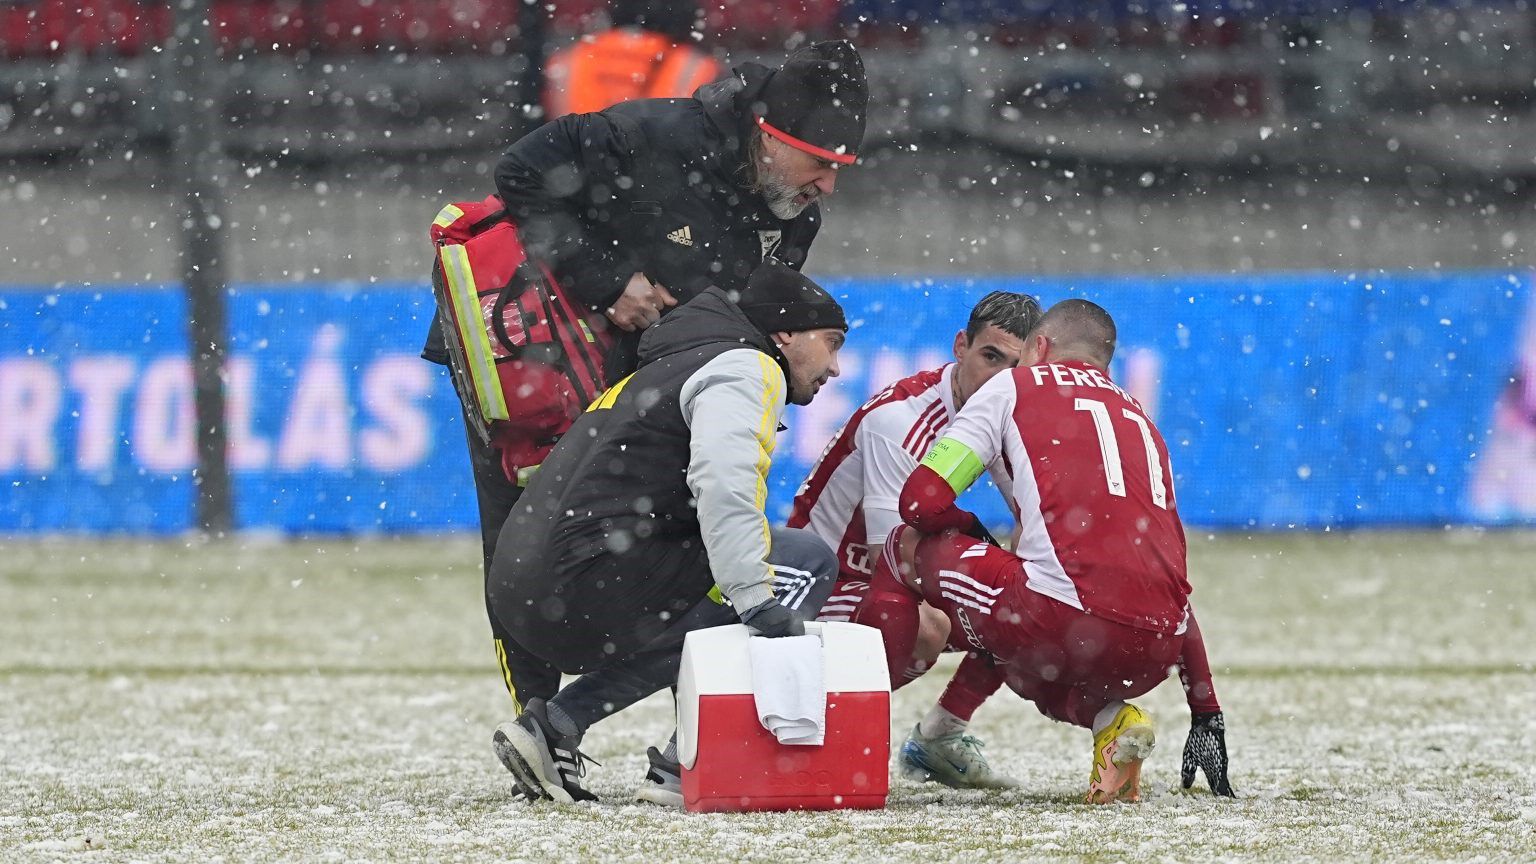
[
  {"xmin": 754, "ymin": 40, "xmax": 867, "ymax": 165},
  {"xmin": 737, "ymin": 260, "xmax": 848, "ymax": 335}
]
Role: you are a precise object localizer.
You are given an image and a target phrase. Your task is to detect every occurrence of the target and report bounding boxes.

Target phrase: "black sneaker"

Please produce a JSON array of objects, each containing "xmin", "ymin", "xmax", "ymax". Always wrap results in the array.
[
  {"xmin": 632, "ymin": 746, "xmax": 683, "ymax": 808},
  {"xmin": 492, "ymin": 698, "xmax": 598, "ymax": 803}
]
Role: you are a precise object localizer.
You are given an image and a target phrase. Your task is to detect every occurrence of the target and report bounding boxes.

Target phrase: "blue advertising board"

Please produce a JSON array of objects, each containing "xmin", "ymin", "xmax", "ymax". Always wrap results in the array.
[{"xmin": 1, "ymin": 271, "xmax": 1531, "ymax": 534}]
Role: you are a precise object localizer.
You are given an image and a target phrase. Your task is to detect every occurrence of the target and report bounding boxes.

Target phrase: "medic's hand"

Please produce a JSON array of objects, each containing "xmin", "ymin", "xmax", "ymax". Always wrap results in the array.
[
  {"xmin": 606, "ymin": 273, "xmax": 677, "ymax": 331},
  {"xmin": 740, "ymin": 599, "xmax": 805, "ymax": 639}
]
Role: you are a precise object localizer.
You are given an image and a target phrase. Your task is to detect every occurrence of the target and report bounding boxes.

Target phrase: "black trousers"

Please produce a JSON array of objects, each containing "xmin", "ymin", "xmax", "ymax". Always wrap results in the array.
[
  {"xmin": 495, "ymin": 526, "xmax": 838, "ymax": 736},
  {"xmin": 497, "ymin": 532, "xmax": 716, "ymax": 675},
  {"xmin": 461, "ymin": 405, "xmax": 562, "ymax": 713}
]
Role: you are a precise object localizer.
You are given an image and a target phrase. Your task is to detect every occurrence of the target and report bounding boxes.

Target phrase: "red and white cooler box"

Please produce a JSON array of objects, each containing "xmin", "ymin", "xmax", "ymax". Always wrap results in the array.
[{"xmin": 676, "ymin": 621, "xmax": 891, "ymax": 813}]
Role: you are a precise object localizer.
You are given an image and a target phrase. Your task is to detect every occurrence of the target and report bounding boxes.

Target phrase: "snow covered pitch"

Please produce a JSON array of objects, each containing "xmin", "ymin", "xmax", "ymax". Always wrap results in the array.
[{"xmin": 4, "ymin": 533, "xmax": 1534, "ymax": 862}]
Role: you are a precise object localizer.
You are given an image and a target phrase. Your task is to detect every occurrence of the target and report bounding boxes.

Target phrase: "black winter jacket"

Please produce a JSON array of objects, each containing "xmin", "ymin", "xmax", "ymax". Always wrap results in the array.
[{"xmin": 423, "ymin": 65, "xmax": 822, "ymax": 375}]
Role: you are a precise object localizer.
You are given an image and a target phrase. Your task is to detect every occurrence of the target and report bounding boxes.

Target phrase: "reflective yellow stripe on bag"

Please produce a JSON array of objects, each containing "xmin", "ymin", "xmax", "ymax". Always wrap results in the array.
[
  {"xmin": 433, "ymin": 203, "xmax": 465, "ymax": 230},
  {"xmin": 438, "ymin": 245, "xmax": 508, "ymax": 421}
]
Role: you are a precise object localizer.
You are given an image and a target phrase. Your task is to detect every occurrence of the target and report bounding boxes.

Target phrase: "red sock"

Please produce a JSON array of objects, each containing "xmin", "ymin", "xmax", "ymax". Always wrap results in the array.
[
  {"xmin": 1178, "ymin": 614, "xmax": 1222, "ymax": 714},
  {"xmin": 852, "ymin": 539, "xmax": 921, "ymax": 690},
  {"xmin": 937, "ymin": 651, "xmax": 1005, "ymax": 720}
]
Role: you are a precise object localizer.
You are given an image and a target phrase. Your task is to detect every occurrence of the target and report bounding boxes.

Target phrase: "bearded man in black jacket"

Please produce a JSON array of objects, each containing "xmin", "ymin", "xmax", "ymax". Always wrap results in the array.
[{"xmin": 419, "ymin": 40, "xmax": 869, "ymax": 766}]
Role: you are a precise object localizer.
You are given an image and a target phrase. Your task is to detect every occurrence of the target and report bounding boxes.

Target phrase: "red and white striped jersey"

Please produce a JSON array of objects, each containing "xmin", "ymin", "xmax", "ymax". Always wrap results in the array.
[
  {"xmin": 940, "ymin": 360, "xmax": 1190, "ymax": 635},
  {"xmin": 789, "ymin": 364, "xmax": 1011, "ymax": 581}
]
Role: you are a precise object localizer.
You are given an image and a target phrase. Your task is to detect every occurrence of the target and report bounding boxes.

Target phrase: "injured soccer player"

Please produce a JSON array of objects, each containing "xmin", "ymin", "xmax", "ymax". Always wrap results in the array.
[
  {"xmin": 789, "ymin": 290, "xmax": 1042, "ymax": 789},
  {"xmin": 855, "ymin": 299, "xmax": 1234, "ymax": 802}
]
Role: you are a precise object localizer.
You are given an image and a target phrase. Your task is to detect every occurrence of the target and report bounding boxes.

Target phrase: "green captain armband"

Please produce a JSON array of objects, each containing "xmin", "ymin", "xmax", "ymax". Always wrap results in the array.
[{"xmin": 920, "ymin": 437, "xmax": 985, "ymax": 494}]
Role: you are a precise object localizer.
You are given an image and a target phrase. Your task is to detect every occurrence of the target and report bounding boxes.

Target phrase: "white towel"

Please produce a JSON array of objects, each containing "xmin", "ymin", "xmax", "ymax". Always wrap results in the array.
[{"xmin": 747, "ymin": 633, "xmax": 826, "ymax": 746}]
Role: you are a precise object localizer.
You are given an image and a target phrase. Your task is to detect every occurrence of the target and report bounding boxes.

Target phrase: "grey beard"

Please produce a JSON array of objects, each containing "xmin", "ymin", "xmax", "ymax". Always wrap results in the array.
[{"xmin": 761, "ymin": 176, "xmax": 810, "ymax": 220}]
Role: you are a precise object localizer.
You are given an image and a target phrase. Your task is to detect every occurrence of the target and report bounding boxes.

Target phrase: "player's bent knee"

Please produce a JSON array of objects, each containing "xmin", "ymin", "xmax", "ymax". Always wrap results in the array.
[
  {"xmin": 768, "ymin": 527, "xmax": 839, "ymax": 617},
  {"xmin": 771, "ymin": 526, "xmax": 838, "ymax": 578}
]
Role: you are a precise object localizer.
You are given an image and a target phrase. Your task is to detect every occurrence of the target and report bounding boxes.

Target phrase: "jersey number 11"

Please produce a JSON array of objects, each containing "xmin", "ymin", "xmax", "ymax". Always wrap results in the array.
[{"xmin": 1074, "ymin": 397, "xmax": 1168, "ymax": 510}]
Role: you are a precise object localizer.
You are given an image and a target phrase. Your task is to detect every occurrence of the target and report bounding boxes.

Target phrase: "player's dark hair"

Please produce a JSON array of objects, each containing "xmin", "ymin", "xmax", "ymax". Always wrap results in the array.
[
  {"xmin": 965, "ymin": 291, "xmax": 1043, "ymax": 343},
  {"xmin": 1034, "ymin": 298, "xmax": 1117, "ymax": 367}
]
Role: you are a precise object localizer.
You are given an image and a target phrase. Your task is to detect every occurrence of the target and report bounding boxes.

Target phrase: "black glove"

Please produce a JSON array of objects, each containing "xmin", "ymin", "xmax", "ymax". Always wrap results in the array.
[
  {"xmin": 1181, "ymin": 711, "xmax": 1235, "ymax": 797},
  {"xmin": 963, "ymin": 513, "xmax": 1001, "ymax": 547},
  {"xmin": 740, "ymin": 599, "xmax": 805, "ymax": 638}
]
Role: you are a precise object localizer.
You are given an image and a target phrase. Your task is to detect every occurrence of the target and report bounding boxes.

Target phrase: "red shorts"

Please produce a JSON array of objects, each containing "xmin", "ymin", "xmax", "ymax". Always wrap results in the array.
[
  {"xmin": 818, "ymin": 578, "xmax": 972, "ymax": 657},
  {"xmin": 912, "ymin": 532, "xmax": 1184, "ymax": 728}
]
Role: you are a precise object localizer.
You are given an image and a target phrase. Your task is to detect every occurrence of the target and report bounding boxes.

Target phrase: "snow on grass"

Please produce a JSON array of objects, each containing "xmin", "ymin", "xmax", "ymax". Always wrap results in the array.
[{"xmin": 3, "ymin": 532, "xmax": 1534, "ymax": 862}]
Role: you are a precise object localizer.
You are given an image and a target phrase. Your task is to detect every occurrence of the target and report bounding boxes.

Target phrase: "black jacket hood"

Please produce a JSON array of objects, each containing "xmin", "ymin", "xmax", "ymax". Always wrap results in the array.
[
  {"xmin": 696, "ymin": 64, "xmax": 773, "ymax": 174},
  {"xmin": 637, "ymin": 287, "xmax": 789, "ymax": 379}
]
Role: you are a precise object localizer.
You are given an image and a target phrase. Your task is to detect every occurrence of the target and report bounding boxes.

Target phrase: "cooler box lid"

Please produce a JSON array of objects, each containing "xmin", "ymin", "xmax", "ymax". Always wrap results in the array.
[{"xmin": 677, "ymin": 621, "xmax": 888, "ymax": 770}]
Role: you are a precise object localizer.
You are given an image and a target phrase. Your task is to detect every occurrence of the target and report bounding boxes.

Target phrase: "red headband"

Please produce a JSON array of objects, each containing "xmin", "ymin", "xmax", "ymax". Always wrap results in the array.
[{"xmin": 756, "ymin": 116, "xmax": 857, "ymax": 165}]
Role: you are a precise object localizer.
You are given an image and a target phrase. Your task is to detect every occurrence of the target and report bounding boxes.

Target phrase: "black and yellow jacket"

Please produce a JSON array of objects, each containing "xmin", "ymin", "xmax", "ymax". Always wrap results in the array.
[{"xmin": 504, "ymin": 287, "xmax": 790, "ymax": 614}]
